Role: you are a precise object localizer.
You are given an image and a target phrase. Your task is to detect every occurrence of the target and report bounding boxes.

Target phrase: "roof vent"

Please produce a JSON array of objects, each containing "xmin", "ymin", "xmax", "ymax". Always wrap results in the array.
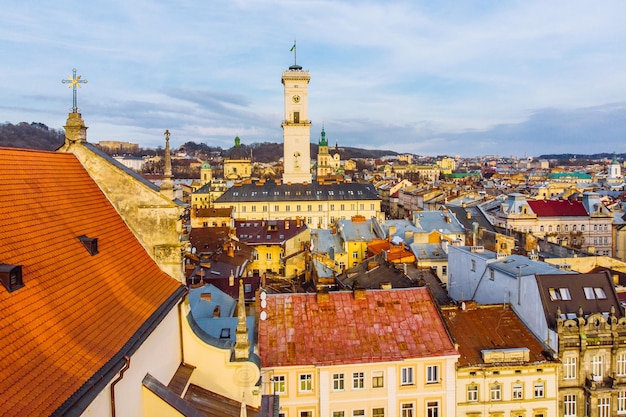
[
  {"xmin": 78, "ymin": 235, "xmax": 99, "ymax": 256},
  {"xmin": 0, "ymin": 264, "xmax": 24, "ymax": 293}
]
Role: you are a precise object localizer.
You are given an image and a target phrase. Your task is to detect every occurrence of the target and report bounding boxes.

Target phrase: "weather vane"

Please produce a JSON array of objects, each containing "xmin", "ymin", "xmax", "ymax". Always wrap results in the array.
[{"xmin": 62, "ymin": 68, "xmax": 87, "ymax": 113}]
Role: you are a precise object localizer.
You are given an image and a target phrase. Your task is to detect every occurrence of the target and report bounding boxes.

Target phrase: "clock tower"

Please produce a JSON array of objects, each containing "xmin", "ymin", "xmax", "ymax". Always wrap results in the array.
[{"xmin": 281, "ymin": 63, "xmax": 312, "ymax": 184}]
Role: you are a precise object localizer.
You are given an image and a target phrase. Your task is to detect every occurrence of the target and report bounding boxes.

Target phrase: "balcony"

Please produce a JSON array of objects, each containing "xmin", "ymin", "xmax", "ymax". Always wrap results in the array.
[{"xmin": 585, "ymin": 374, "xmax": 615, "ymax": 390}]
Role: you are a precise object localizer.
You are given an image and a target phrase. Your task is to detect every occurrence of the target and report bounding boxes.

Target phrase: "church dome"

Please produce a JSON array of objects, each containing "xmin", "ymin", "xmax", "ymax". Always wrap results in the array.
[
  {"xmin": 227, "ymin": 136, "xmax": 249, "ymax": 160},
  {"xmin": 201, "ymin": 162, "xmax": 212, "ymax": 169}
]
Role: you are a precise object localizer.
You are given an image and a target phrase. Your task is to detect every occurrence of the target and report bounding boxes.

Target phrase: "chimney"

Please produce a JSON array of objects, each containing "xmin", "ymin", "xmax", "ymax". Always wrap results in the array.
[
  {"xmin": 285, "ymin": 220, "xmax": 290, "ymax": 230},
  {"xmin": 317, "ymin": 290, "xmax": 330, "ymax": 303},
  {"xmin": 296, "ymin": 217, "xmax": 302, "ymax": 227},
  {"xmin": 367, "ymin": 261, "xmax": 379, "ymax": 271},
  {"xmin": 353, "ymin": 287, "xmax": 367, "ymax": 300},
  {"xmin": 380, "ymin": 282, "xmax": 392, "ymax": 290},
  {"xmin": 466, "ymin": 211, "xmax": 471, "ymax": 219},
  {"xmin": 227, "ymin": 244, "xmax": 235, "ymax": 258}
]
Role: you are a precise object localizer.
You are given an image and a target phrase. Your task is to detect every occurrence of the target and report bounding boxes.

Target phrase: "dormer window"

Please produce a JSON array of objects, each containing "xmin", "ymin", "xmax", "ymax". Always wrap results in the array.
[
  {"xmin": 0, "ymin": 264, "xmax": 24, "ymax": 293},
  {"xmin": 78, "ymin": 235, "xmax": 99, "ymax": 256}
]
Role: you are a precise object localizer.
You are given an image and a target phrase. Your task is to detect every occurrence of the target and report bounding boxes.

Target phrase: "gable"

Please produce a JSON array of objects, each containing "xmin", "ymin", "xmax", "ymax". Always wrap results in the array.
[{"xmin": 0, "ymin": 147, "xmax": 183, "ymax": 416}]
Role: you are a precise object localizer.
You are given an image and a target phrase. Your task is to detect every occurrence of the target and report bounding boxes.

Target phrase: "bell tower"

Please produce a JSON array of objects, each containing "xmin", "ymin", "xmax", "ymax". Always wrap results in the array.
[{"xmin": 281, "ymin": 61, "xmax": 312, "ymax": 184}]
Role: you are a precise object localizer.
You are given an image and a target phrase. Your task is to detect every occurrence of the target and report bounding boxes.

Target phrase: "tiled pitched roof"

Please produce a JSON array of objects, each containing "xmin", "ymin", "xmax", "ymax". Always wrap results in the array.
[
  {"xmin": 235, "ymin": 219, "xmax": 307, "ymax": 244},
  {"xmin": 527, "ymin": 199, "xmax": 588, "ymax": 217},
  {"xmin": 0, "ymin": 147, "xmax": 183, "ymax": 416},
  {"xmin": 215, "ymin": 181, "xmax": 380, "ymax": 203},
  {"xmin": 441, "ymin": 304, "xmax": 552, "ymax": 367},
  {"xmin": 258, "ymin": 287, "xmax": 457, "ymax": 367}
]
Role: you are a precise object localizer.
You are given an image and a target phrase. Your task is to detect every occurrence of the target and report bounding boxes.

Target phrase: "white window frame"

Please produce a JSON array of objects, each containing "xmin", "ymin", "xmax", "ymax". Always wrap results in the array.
[
  {"xmin": 273, "ymin": 375, "xmax": 286, "ymax": 394},
  {"xmin": 564, "ymin": 394, "xmax": 577, "ymax": 417},
  {"xmin": 534, "ymin": 381, "xmax": 545, "ymax": 398},
  {"xmin": 426, "ymin": 365, "xmax": 439, "ymax": 384},
  {"xmin": 467, "ymin": 384, "xmax": 478, "ymax": 402},
  {"xmin": 299, "ymin": 373, "xmax": 313, "ymax": 393},
  {"xmin": 564, "ymin": 356, "xmax": 577, "ymax": 379},
  {"xmin": 599, "ymin": 397, "xmax": 610, "ymax": 417},
  {"xmin": 592, "ymin": 354, "xmax": 604, "ymax": 379},
  {"xmin": 490, "ymin": 384, "xmax": 502, "ymax": 401},
  {"xmin": 512, "ymin": 383, "xmax": 523, "ymax": 400},
  {"xmin": 619, "ymin": 353, "xmax": 626, "ymax": 376},
  {"xmin": 352, "ymin": 372, "xmax": 364, "ymax": 390},
  {"xmin": 401, "ymin": 366, "xmax": 414, "ymax": 386},
  {"xmin": 426, "ymin": 401, "xmax": 439, "ymax": 417},
  {"xmin": 401, "ymin": 403, "xmax": 415, "ymax": 417},
  {"xmin": 332, "ymin": 373, "xmax": 345, "ymax": 391},
  {"xmin": 618, "ymin": 391, "xmax": 626, "ymax": 414}
]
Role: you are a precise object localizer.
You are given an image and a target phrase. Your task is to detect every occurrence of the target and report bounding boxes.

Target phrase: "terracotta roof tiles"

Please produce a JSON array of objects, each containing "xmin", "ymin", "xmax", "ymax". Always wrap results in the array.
[
  {"xmin": 0, "ymin": 147, "xmax": 183, "ymax": 416},
  {"xmin": 441, "ymin": 304, "xmax": 552, "ymax": 367},
  {"xmin": 258, "ymin": 287, "xmax": 457, "ymax": 367}
]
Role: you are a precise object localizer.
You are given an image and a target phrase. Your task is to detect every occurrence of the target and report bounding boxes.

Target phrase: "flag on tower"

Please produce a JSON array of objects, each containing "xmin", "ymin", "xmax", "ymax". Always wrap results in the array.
[{"xmin": 290, "ymin": 43, "xmax": 296, "ymax": 52}]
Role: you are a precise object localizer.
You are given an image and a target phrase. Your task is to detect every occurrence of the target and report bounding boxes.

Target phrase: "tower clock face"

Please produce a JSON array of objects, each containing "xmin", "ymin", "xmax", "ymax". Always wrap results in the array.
[{"xmin": 292, "ymin": 95, "xmax": 300, "ymax": 103}]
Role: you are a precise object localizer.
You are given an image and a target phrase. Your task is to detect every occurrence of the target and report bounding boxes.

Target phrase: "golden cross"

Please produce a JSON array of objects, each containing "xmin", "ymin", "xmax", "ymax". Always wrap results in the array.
[{"xmin": 62, "ymin": 68, "xmax": 88, "ymax": 113}]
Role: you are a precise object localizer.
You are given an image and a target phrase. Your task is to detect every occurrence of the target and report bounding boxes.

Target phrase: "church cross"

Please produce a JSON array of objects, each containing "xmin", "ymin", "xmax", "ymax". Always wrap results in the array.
[{"xmin": 62, "ymin": 68, "xmax": 88, "ymax": 113}]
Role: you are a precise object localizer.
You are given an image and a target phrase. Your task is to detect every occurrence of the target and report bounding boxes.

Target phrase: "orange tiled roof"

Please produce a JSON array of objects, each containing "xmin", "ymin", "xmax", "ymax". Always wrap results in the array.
[
  {"xmin": 441, "ymin": 304, "xmax": 551, "ymax": 367},
  {"xmin": 0, "ymin": 147, "xmax": 183, "ymax": 416},
  {"xmin": 258, "ymin": 287, "xmax": 457, "ymax": 367}
]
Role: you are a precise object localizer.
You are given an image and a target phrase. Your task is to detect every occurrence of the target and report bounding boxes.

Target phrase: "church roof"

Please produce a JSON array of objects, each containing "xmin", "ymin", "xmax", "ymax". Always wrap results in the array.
[{"xmin": 0, "ymin": 147, "xmax": 184, "ymax": 416}]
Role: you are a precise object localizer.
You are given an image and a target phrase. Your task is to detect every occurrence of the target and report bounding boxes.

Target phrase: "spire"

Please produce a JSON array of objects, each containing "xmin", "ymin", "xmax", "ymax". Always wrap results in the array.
[
  {"xmin": 234, "ymin": 279, "xmax": 250, "ymax": 360},
  {"xmin": 160, "ymin": 130, "xmax": 175, "ymax": 199},
  {"xmin": 61, "ymin": 69, "xmax": 89, "ymax": 144},
  {"xmin": 319, "ymin": 126, "xmax": 328, "ymax": 147}
]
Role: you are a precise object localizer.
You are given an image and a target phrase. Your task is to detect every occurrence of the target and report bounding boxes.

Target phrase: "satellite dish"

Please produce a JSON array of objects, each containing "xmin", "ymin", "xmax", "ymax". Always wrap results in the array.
[
  {"xmin": 260, "ymin": 311, "xmax": 267, "ymax": 321},
  {"xmin": 260, "ymin": 291, "xmax": 267, "ymax": 300}
]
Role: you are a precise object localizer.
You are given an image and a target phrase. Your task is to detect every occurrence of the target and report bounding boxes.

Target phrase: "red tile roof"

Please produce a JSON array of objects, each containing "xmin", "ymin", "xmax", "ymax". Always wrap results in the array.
[
  {"xmin": 441, "ymin": 304, "xmax": 551, "ymax": 367},
  {"xmin": 0, "ymin": 147, "xmax": 183, "ymax": 416},
  {"xmin": 527, "ymin": 199, "xmax": 588, "ymax": 217},
  {"xmin": 258, "ymin": 288, "xmax": 457, "ymax": 367}
]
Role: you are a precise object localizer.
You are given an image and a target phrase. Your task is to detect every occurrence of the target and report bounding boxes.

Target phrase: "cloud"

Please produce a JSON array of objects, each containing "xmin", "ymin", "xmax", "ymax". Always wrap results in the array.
[{"xmin": 2, "ymin": 1, "xmax": 626, "ymax": 156}]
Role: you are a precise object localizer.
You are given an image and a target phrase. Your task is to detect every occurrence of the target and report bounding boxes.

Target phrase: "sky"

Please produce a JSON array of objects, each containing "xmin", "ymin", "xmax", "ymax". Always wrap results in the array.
[{"xmin": 2, "ymin": 1, "xmax": 626, "ymax": 158}]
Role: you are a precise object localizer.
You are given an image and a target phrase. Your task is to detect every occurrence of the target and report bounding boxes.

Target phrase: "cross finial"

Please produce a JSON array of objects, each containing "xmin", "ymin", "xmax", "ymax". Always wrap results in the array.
[{"xmin": 62, "ymin": 68, "xmax": 88, "ymax": 113}]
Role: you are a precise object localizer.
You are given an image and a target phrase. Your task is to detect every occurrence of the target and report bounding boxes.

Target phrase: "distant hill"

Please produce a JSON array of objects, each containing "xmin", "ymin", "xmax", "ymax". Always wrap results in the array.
[
  {"xmin": 0, "ymin": 122, "xmax": 65, "ymax": 151},
  {"xmin": 182, "ymin": 141, "xmax": 398, "ymax": 163},
  {"xmin": 0, "ymin": 122, "xmax": 397, "ymax": 160}
]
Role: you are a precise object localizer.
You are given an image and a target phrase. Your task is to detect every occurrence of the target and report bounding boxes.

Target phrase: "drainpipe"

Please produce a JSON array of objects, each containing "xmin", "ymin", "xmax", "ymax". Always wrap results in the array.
[
  {"xmin": 110, "ymin": 356, "xmax": 130, "ymax": 417},
  {"xmin": 178, "ymin": 287, "xmax": 189, "ymax": 365}
]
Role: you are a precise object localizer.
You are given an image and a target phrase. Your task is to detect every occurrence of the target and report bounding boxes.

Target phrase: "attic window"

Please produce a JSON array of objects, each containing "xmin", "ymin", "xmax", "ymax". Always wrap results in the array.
[
  {"xmin": 220, "ymin": 328, "xmax": 231, "ymax": 339},
  {"xmin": 584, "ymin": 287, "xmax": 607, "ymax": 300},
  {"xmin": 78, "ymin": 235, "xmax": 99, "ymax": 256},
  {"xmin": 0, "ymin": 264, "xmax": 24, "ymax": 293},
  {"xmin": 549, "ymin": 287, "xmax": 571, "ymax": 301}
]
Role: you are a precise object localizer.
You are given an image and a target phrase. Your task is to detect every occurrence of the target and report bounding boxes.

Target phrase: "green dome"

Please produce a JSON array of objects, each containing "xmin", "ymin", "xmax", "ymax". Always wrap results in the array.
[{"xmin": 202, "ymin": 162, "xmax": 212, "ymax": 169}]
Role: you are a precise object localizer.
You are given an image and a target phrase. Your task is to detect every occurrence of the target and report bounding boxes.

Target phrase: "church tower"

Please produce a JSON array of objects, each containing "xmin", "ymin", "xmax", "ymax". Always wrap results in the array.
[
  {"xmin": 609, "ymin": 152, "xmax": 621, "ymax": 181},
  {"xmin": 281, "ymin": 61, "xmax": 312, "ymax": 184}
]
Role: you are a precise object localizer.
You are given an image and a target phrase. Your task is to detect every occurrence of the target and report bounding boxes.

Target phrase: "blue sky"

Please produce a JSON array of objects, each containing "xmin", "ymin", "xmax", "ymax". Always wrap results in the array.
[{"xmin": 2, "ymin": 1, "xmax": 626, "ymax": 157}]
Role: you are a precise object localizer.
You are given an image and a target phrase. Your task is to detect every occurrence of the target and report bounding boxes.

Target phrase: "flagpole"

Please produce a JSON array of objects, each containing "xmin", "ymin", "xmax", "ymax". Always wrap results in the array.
[{"xmin": 293, "ymin": 39, "xmax": 297, "ymax": 66}]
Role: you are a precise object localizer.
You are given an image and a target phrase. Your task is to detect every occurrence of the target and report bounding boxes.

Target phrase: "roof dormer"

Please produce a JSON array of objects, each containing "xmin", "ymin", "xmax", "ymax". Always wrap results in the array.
[
  {"xmin": 0, "ymin": 264, "xmax": 24, "ymax": 293},
  {"xmin": 78, "ymin": 235, "xmax": 99, "ymax": 256}
]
